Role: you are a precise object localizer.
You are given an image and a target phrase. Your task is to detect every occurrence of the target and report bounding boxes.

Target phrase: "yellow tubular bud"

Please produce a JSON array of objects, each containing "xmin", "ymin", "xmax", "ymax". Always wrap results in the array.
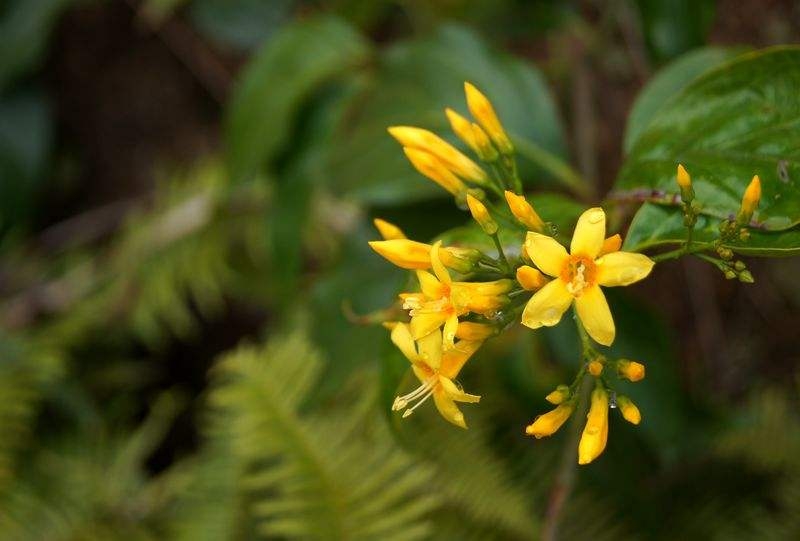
[
  {"xmin": 617, "ymin": 359, "xmax": 646, "ymax": 382},
  {"xmin": 403, "ymin": 148, "xmax": 467, "ymax": 196},
  {"xmin": 526, "ymin": 404, "xmax": 574, "ymax": 438},
  {"xmin": 676, "ymin": 164, "xmax": 695, "ymax": 203},
  {"xmin": 545, "ymin": 384, "xmax": 570, "ymax": 405},
  {"xmin": 464, "ymin": 82, "xmax": 514, "ymax": 155},
  {"xmin": 504, "ymin": 191, "xmax": 545, "ymax": 232},
  {"xmin": 578, "ymin": 387, "xmax": 609, "ymax": 465},
  {"xmin": 445, "ymin": 108, "xmax": 479, "ymax": 153},
  {"xmin": 738, "ymin": 174, "xmax": 762, "ymax": 224},
  {"xmin": 373, "ymin": 218, "xmax": 406, "ymax": 240},
  {"xmin": 598, "ymin": 234, "xmax": 622, "ymax": 257},
  {"xmin": 516, "ymin": 265, "xmax": 547, "ymax": 291},
  {"xmin": 617, "ymin": 395, "xmax": 641, "ymax": 425},
  {"xmin": 368, "ymin": 239, "xmax": 431, "ymax": 270},
  {"xmin": 588, "ymin": 360, "xmax": 603, "ymax": 376},
  {"xmin": 470, "ymin": 123, "xmax": 499, "ymax": 162},
  {"xmin": 455, "ymin": 321, "xmax": 496, "ymax": 341},
  {"xmin": 466, "ymin": 194, "xmax": 498, "ymax": 235},
  {"xmin": 388, "ymin": 126, "xmax": 488, "ymax": 183}
]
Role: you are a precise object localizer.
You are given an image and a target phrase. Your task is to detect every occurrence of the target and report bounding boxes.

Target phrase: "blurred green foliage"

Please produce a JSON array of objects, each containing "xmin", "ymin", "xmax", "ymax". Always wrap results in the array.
[{"xmin": 1, "ymin": 1, "xmax": 800, "ymax": 540}]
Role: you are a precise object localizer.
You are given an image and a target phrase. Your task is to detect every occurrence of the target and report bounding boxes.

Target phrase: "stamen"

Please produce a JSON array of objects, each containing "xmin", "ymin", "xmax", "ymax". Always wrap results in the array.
[
  {"xmin": 392, "ymin": 376, "xmax": 438, "ymax": 416},
  {"xmin": 402, "ymin": 386, "xmax": 436, "ymax": 417}
]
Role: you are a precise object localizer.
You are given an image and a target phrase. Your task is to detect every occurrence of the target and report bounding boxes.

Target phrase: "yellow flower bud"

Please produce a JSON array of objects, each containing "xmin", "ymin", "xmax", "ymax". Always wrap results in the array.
[
  {"xmin": 617, "ymin": 359, "xmax": 645, "ymax": 382},
  {"xmin": 388, "ymin": 126, "xmax": 488, "ymax": 183},
  {"xmin": 455, "ymin": 321, "xmax": 496, "ymax": 341},
  {"xmin": 464, "ymin": 82, "xmax": 514, "ymax": 155},
  {"xmin": 578, "ymin": 387, "xmax": 609, "ymax": 465},
  {"xmin": 588, "ymin": 360, "xmax": 603, "ymax": 376},
  {"xmin": 403, "ymin": 147, "xmax": 467, "ymax": 196},
  {"xmin": 545, "ymin": 384, "xmax": 570, "ymax": 405},
  {"xmin": 516, "ymin": 265, "xmax": 547, "ymax": 291},
  {"xmin": 504, "ymin": 191, "xmax": 545, "ymax": 232},
  {"xmin": 369, "ymin": 239, "xmax": 431, "ymax": 269},
  {"xmin": 525, "ymin": 404, "xmax": 574, "ymax": 438},
  {"xmin": 737, "ymin": 174, "xmax": 761, "ymax": 224},
  {"xmin": 617, "ymin": 395, "xmax": 641, "ymax": 425},
  {"xmin": 466, "ymin": 194, "xmax": 498, "ymax": 235},
  {"xmin": 598, "ymin": 234, "xmax": 621, "ymax": 257},
  {"xmin": 676, "ymin": 164, "xmax": 695, "ymax": 203},
  {"xmin": 445, "ymin": 108, "xmax": 479, "ymax": 153},
  {"xmin": 373, "ymin": 218, "xmax": 406, "ymax": 240},
  {"xmin": 470, "ymin": 123, "xmax": 499, "ymax": 162}
]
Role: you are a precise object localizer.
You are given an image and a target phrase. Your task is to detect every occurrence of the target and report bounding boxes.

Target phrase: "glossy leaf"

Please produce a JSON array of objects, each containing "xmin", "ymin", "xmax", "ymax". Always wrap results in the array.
[
  {"xmin": 329, "ymin": 24, "xmax": 568, "ymax": 204},
  {"xmin": 615, "ymin": 47, "xmax": 800, "ymax": 232},
  {"xmin": 624, "ymin": 47, "xmax": 743, "ymax": 153},
  {"xmin": 623, "ymin": 202, "xmax": 800, "ymax": 256},
  {"xmin": 224, "ymin": 15, "xmax": 370, "ymax": 183}
]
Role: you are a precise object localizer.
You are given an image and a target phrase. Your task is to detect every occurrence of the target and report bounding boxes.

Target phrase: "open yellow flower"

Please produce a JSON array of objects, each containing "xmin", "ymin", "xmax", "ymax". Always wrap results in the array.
[
  {"xmin": 521, "ymin": 207, "xmax": 654, "ymax": 346},
  {"xmin": 402, "ymin": 241, "xmax": 512, "ymax": 346},
  {"xmin": 390, "ymin": 323, "xmax": 482, "ymax": 428}
]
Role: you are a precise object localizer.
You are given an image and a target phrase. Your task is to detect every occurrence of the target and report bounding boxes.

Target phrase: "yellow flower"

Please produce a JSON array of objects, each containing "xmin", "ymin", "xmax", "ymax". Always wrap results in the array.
[
  {"xmin": 504, "ymin": 191, "xmax": 545, "ymax": 232},
  {"xmin": 737, "ymin": 174, "xmax": 762, "ymax": 224},
  {"xmin": 445, "ymin": 108, "xmax": 479, "ymax": 153},
  {"xmin": 390, "ymin": 323, "xmax": 482, "ymax": 428},
  {"xmin": 402, "ymin": 241, "xmax": 512, "ymax": 346},
  {"xmin": 463, "ymin": 82, "xmax": 514, "ymax": 155},
  {"xmin": 520, "ymin": 207, "xmax": 654, "ymax": 346},
  {"xmin": 373, "ymin": 218, "xmax": 406, "ymax": 240},
  {"xmin": 617, "ymin": 359, "xmax": 645, "ymax": 382},
  {"xmin": 676, "ymin": 163, "xmax": 695, "ymax": 203},
  {"xmin": 545, "ymin": 384, "xmax": 570, "ymax": 405},
  {"xmin": 466, "ymin": 194, "xmax": 498, "ymax": 235},
  {"xmin": 469, "ymin": 123, "xmax": 499, "ymax": 162},
  {"xmin": 578, "ymin": 387, "xmax": 609, "ymax": 465},
  {"xmin": 388, "ymin": 126, "xmax": 488, "ymax": 183},
  {"xmin": 525, "ymin": 403, "xmax": 574, "ymax": 438},
  {"xmin": 588, "ymin": 360, "xmax": 603, "ymax": 376},
  {"xmin": 617, "ymin": 395, "xmax": 641, "ymax": 425},
  {"xmin": 515, "ymin": 265, "xmax": 548, "ymax": 291},
  {"xmin": 369, "ymin": 239, "xmax": 480, "ymax": 273},
  {"xmin": 403, "ymin": 147, "xmax": 468, "ymax": 196}
]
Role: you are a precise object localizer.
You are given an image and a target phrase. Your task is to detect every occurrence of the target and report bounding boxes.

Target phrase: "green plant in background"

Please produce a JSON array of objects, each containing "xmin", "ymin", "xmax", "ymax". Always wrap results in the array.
[{"xmin": 2, "ymin": 1, "xmax": 800, "ymax": 539}]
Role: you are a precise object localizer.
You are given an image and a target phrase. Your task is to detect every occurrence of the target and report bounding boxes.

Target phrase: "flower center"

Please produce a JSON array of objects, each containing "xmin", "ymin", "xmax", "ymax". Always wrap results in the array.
[{"xmin": 561, "ymin": 255, "xmax": 597, "ymax": 297}]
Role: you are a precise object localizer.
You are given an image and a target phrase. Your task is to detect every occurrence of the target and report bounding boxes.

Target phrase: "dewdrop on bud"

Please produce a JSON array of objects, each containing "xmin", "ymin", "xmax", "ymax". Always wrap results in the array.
[
  {"xmin": 466, "ymin": 194, "xmax": 498, "ymax": 235},
  {"xmin": 617, "ymin": 359, "xmax": 645, "ymax": 382}
]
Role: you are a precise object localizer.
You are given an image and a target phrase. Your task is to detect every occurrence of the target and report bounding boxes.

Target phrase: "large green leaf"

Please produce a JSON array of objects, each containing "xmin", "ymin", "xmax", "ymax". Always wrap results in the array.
[
  {"xmin": 615, "ymin": 46, "xmax": 800, "ymax": 232},
  {"xmin": 623, "ymin": 202, "xmax": 800, "ymax": 256},
  {"xmin": 224, "ymin": 15, "xmax": 370, "ymax": 183},
  {"xmin": 329, "ymin": 24, "xmax": 568, "ymax": 204},
  {"xmin": 623, "ymin": 47, "xmax": 743, "ymax": 153}
]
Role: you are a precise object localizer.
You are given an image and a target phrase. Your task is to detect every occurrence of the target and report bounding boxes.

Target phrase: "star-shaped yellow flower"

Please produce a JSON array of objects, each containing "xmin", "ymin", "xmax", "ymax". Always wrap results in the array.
[
  {"xmin": 402, "ymin": 241, "xmax": 512, "ymax": 346},
  {"xmin": 390, "ymin": 323, "xmax": 482, "ymax": 428},
  {"xmin": 521, "ymin": 207, "xmax": 654, "ymax": 345}
]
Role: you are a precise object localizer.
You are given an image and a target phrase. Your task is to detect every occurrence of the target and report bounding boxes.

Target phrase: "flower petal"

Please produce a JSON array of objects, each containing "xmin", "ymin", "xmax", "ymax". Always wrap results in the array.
[
  {"xmin": 410, "ymin": 312, "xmax": 448, "ymax": 342},
  {"xmin": 574, "ymin": 286, "xmax": 615, "ymax": 346},
  {"xmin": 433, "ymin": 391, "xmax": 467, "ymax": 428},
  {"xmin": 521, "ymin": 279, "xmax": 572, "ymax": 329},
  {"xmin": 570, "ymin": 207, "xmax": 606, "ymax": 259},
  {"xmin": 595, "ymin": 251, "xmax": 655, "ymax": 287},
  {"xmin": 430, "ymin": 241, "xmax": 452, "ymax": 284},
  {"xmin": 524, "ymin": 232, "xmax": 568, "ymax": 277},
  {"xmin": 439, "ymin": 376, "xmax": 480, "ymax": 403},
  {"xmin": 440, "ymin": 340, "xmax": 482, "ymax": 379},
  {"xmin": 415, "ymin": 270, "xmax": 444, "ymax": 299},
  {"xmin": 416, "ymin": 328, "xmax": 442, "ymax": 370},
  {"xmin": 390, "ymin": 323, "xmax": 417, "ymax": 362},
  {"xmin": 443, "ymin": 313, "xmax": 459, "ymax": 349}
]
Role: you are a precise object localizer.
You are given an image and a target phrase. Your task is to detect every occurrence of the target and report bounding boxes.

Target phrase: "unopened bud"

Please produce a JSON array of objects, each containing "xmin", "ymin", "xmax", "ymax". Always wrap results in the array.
[
  {"xmin": 739, "ymin": 270, "xmax": 754, "ymax": 283},
  {"xmin": 444, "ymin": 108, "xmax": 479, "ymax": 154},
  {"xmin": 617, "ymin": 395, "xmax": 641, "ymax": 425},
  {"xmin": 389, "ymin": 126, "xmax": 488, "ymax": 184},
  {"xmin": 504, "ymin": 191, "xmax": 545, "ymax": 231},
  {"xmin": 545, "ymin": 384, "xmax": 570, "ymax": 405},
  {"xmin": 516, "ymin": 265, "xmax": 547, "ymax": 290},
  {"xmin": 598, "ymin": 234, "xmax": 622, "ymax": 257},
  {"xmin": 455, "ymin": 321, "xmax": 496, "ymax": 341},
  {"xmin": 471, "ymin": 123, "xmax": 499, "ymax": 162},
  {"xmin": 676, "ymin": 164, "xmax": 695, "ymax": 203},
  {"xmin": 588, "ymin": 360, "xmax": 604, "ymax": 376},
  {"xmin": 525, "ymin": 404, "xmax": 574, "ymax": 438},
  {"xmin": 464, "ymin": 82, "xmax": 514, "ymax": 155},
  {"xmin": 724, "ymin": 269, "xmax": 737, "ymax": 280},
  {"xmin": 373, "ymin": 218, "xmax": 406, "ymax": 240},
  {"xmin": 737, "ymin": 175, "xmax": 761, "ymax": 225},
  {"xmin": 617, "ymin": 359, "xmax": 645, "ymax": 382},
  {"xmin": 466, "ymin": 194, "xmax": 498, "ymax": 235},
  {"xmin": 716, "ymin": 246, "xmax": 733, "ymax": 260},
  {"xmin": 439, "ymin": 246, "xmax": 481, "ymax": 274}
]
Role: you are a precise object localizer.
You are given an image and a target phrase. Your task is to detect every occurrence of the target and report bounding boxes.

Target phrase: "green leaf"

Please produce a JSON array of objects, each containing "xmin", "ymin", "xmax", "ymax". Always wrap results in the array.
[
  {"xmin": 635, "ymin": 0, "xmax": 715, "ymax": 62},
  {"xmin": 624, "ymin": 46, "xmax": 744, "ymax": 153},
  {"xmin": 329, "ymin": 24, "xmax": 568, "ymax": 204},
  {"xmin": 623, "ymin": 202, "xmax": 800, "ymax": 256},
  {"xmin": 224, "ymin": 15, "xmax": 370, "ymax": 183},
  {"xmin": 615, "ymin": 46, "xmax": 800, "ymax": 232}
]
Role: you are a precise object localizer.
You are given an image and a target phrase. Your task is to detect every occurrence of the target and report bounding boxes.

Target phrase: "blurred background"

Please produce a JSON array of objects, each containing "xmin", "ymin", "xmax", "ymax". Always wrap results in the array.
[{"xmin": 1, "ymin": 0, "xmax": 800, "ymax": 539}]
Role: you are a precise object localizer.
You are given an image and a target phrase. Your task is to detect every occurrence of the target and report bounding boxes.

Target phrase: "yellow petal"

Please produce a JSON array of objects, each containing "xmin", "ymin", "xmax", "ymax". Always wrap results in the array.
[
  {"xmin": 430, "ymin": 241, "xmax": 452, "ymax": 284},
  {"xmin": 445, "ymin": 107, "xmax": 479, "ymax": 152},
  {"xmin": 410, "ymin": 312, "xmax": 449, "ymax": 341},
  {"xmin": 521, "ymin": 279, "xmax": 572, "ymax": 329},
  {"xmin": 389, "ymin": 126, "xmax": 487, "ymax": 183},
  {"xmin": 438, "ymin": 376, "xmax": 480, "ymax": 404},
  {"xmin": 570, "ymin": 207, "xmax": 606, "ymax": 259},
  {"xmin": 433, "ymin": 391, "xmax": 467, "ymax": 428},
  {"xmin": 443, "ymin": 313, "xmax": 459, "ymax": 349},
  {"xmin": 390, "ymin": 323, "xmax": 417, "ymax": 362},
  {"xmin": 415, "ymin": 270, "xmax": 444, "ymax": 299},
  {"xmin": 455, "ymin": 321, "xmax": 495, "ymax": 341},
  {"xmin": 416, "ymin": 328, "xmax": 443, "ymax": 370},
  {"xmin": 597, "ymin": 234, "xmax": 621, "ymax": 257},
  {"xmin": 574, "ymin": 286, "xmax": 615, "ymax": 346},
  {"xmin": 595, "ymin": 251, "xmax": 655, "ymax": 287},
  {"xmin": 369, "ymin": 240, "xmax": 431, "ymax": 269},
  {"xmin": 373, "ymin": 218, "xmax": 406, "ymax": 240},
  {"xmin": 524, "ymin": 232, "xmax": 568, "ymax": 277},
  {"xmin": 440, "ymin": 339, "xmax": 482, "ymax": 379},
  {"xmin": 403, "ymin": 147, "xmax": 467, "ymax": 195}
]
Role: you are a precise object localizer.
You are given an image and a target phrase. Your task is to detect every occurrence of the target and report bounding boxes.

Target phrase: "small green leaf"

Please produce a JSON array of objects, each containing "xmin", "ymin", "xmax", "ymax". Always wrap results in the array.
[
  {"xmin": 624, "ymin": 46, "xmax": 744, "ymax": 153},
  {"xmin": 224, "ymin": 15, "xmax": 370, "ymax": 183},
  {"xmin": 329, "ymin": 24, "xmax": 568, "ymax": 204},
  {"xmin": 615, "ymin": 46, "xmax": 800, "ymax": 232},
  {"xmin": 623, "ymin": 202, "xmax": 800, "ymax": 256}
]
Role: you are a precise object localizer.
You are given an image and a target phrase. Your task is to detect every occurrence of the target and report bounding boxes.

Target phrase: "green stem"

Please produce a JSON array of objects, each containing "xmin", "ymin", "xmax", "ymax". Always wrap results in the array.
[
  {"xmin": 491, "ymin": 233, "xmax": 512, "ymax": 273},
  {"xmin": 650, "ymin": 242, "xmax": 708, "ymax": 262},
  {"xmin": 512, "ymin": 135, "xmax": 593, "ymax": 200}
]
